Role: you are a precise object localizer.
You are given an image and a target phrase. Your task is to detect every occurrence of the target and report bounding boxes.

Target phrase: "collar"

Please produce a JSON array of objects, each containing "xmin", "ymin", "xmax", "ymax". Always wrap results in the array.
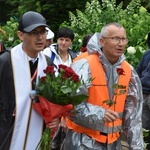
[{"xmin": 28, "ymin": 55, "xmax": 39, "ymax": 63}]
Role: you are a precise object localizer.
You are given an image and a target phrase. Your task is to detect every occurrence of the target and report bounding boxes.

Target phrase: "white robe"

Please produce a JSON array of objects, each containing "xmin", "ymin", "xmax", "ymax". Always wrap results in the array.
[{"xmin": 10, "ymin": 43, "xmax": 47, "ymax": 150}]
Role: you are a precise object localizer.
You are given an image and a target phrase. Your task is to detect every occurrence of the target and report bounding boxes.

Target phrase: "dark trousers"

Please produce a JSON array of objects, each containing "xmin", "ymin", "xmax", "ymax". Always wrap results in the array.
[{"xmin": 142, "ymin": 94, "xmax": 150, "ymax": 149}]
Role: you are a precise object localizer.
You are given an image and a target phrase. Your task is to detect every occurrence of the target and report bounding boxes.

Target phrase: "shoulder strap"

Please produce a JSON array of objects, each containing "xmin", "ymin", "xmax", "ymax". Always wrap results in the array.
[{"xmin": 51, "ymin": 51, "xmax": 55, "ymax": 61}]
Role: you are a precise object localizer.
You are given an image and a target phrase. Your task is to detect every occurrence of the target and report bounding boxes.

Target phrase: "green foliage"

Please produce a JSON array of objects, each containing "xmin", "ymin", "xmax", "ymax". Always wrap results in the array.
[
  {"xmin": 1, "ymin": 0, "xmax": 150, "ymax": 68},
  {"xmin": 5, "ymin": 0, "xmax": 41, "ymax": 15},
  {"xmin": 36, "ymin": 128, "xmax": 51, "ymax": 150},
  {"xmin": 3, "ymin": 0, "xmax": 91, "ymax": 41},
  {"xmin": 0, "ymin": 0, "xmax": 90, "ymax": 50},
  {"xmin": 0, "ymin": 17, "xmax": 21, "ymax": 49},
  {"xmin": 143, "ymin": 128, "xmax": 150, "ymax": 149},
  {"xmin": 61, "ymin": 0, "xmax": 150, "ymax": 68}
]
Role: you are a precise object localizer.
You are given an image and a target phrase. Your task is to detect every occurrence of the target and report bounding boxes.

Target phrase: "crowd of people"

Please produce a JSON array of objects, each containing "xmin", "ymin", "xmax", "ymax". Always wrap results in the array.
[{"xmin": 0, "ymin": 10, "xmax": 149, "ymax": 150}]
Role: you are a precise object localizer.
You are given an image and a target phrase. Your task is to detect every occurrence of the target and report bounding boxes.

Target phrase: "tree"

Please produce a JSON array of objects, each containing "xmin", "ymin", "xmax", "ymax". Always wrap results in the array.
[
  {"xmin": 0, "ymin": 0, "xmax": 134, "ymax": 35},
  {"xmin": 61, "ymin": 0, "xmax": 150, "ymax": 68},
  {"xmin": 1, "ymin": 0, "xmax": 150, "ymax": 68},
  {"xmin": 0, "ymin": 0, "xmax": 13, "ymax": 26},
  {"xmin": 3, "ymin": 0, "xmax": 91, "ymax": 36}
]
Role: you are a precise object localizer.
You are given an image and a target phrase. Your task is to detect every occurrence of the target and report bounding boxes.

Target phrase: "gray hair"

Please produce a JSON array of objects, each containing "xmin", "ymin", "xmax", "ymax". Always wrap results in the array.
[{"xmin": 100, "ymin": 22, "xmax": 124, "ymax": 37}]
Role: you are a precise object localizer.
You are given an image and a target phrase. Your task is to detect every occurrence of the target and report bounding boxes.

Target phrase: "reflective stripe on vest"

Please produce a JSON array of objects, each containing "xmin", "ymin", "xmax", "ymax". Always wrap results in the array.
[{"xmin": 66, "ymin": 54, "xmax": 131, "ymax": 144}]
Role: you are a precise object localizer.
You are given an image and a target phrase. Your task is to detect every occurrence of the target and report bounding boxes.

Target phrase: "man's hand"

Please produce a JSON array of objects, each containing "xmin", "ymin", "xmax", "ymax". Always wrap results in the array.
[
  {"xmin": 46, "ymin": 118, "xmax": 60, "ymax": 129},
  {"xmin": 104, "ymin": 109, "xmax": 119, "ymax": 122}
]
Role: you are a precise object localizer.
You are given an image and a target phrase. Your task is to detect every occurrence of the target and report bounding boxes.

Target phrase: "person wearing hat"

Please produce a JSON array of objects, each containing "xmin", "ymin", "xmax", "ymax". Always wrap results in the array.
[
  {"xmin": 0, "ymin": 11, "xmax": 59, "ymax": 150},
  {"xmin": 45, "ymin": 27, "xmax": 54, "ymax": 48}
]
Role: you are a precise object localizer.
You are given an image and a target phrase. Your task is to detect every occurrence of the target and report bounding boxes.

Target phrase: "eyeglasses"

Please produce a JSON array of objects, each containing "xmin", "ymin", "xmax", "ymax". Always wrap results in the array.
[
  {"xmin": 102, "ymin": 36, "xmax": 128, "ymax": 44},
  {"xmin": 24, "ymin": 29, "xmax": 48, "ymax": 37}
]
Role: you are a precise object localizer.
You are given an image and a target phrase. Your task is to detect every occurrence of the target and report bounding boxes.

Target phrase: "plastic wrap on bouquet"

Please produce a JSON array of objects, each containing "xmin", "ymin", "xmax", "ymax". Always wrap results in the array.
[{"xmin": 33, "ymin": 95, "xmax": 73, "ymax": 123}]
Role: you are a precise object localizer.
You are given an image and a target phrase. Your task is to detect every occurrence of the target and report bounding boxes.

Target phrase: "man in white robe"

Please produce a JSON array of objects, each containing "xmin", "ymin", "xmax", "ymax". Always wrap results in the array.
[{"xmin": 0, "ymin": 11, "xmax": 59, "ymax": 150}]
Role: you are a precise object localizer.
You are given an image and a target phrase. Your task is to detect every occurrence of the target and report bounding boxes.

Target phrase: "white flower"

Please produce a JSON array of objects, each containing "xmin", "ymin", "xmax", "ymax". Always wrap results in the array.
[
  {"xmin": 8, "ymin": 36, "xmax": 14, "ymax": 42},
  {"xmin": 126, "ymin": 46, "xmax": 136, "ymax": 55},
  {"xmin": 78, "ymin": 39, "xmax": 82, "ymax": 43}
]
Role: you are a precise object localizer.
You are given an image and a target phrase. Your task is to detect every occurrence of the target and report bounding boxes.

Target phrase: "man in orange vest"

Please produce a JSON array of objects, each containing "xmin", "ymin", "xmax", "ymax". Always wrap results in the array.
[{"xmin": 61, "ymin": 23, "xmax": 144, "ymax": 150}]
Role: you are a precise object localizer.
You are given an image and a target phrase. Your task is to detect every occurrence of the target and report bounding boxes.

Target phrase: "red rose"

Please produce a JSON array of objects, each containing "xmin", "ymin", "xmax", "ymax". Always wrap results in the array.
[
  {"xmin": 71, "ymin": 74, "xmax": 79, "ymax": 83},
  {"xmin": 62, "ymin": 67, "xmax": 79, "ymax": 82},
  {"xmin": 80, "ymin": 47, "xmax": 87, "ymax": 52},
  {"xmin": 41, "ymin": 76, "xmax": 46, "ymax": 83},
  {"xmin": 44, "ymin": 66, "xmax": 55, "ymax": 74},
  {"xmin": 58, "ymin": 64, "xmax": 68, "ymax": 71},
  {"xmin": 58, "ymin": 65, "xmax": 79, "ymax": 83},
  {"xmin": 116, "ymin": 68, "xmax": 125, "ymax": 75}
]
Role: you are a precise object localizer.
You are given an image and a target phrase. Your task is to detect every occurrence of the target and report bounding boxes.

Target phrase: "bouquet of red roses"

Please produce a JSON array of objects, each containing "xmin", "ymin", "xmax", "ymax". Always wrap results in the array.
[{"xmin": 32, "ymin": 64, "xmax": 90, "ymax": 150}]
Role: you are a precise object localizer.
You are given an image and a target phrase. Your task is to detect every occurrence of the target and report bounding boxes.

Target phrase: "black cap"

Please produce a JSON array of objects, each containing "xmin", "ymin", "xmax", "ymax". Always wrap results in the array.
[{"xmin": 18, "ymin": 11, "xmax": 48, "ymax": 32}]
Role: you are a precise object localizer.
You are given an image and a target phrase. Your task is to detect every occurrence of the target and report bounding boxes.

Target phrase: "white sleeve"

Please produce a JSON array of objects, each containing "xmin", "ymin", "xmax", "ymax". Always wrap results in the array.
[{"xmin": 43, "ymin": 47, "xmax": 52, "ymax": 58}]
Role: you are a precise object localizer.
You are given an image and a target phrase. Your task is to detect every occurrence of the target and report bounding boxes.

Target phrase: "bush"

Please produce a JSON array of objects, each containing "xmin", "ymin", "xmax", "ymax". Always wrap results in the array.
[
  {"xmin": 61, "ymin": 0, "xmax": 150, "ymax": 68},
  {"xmin": 0, "ymin": 17, "xmax": 21, "ymax": 50},
  {"xmin": 1, "ymin": 0, "xmax": 150, "ymax": 69}
]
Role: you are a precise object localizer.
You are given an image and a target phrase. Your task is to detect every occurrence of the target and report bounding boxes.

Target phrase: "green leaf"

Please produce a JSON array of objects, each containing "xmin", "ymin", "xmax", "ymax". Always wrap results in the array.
[
  {"xmin": 69, "ymin": 94, "xmax": 88, "ymax": 106},
  {"xmin": 61, "ymin": 85, "xmax": 72, "ymax": 94},
  {"xmin": 119, "ymin": 89, "xmax": 126, "ymax": 94},
  {"xmin": 103, "ymin": 99, "xmax": 116, "ymax": 107}
]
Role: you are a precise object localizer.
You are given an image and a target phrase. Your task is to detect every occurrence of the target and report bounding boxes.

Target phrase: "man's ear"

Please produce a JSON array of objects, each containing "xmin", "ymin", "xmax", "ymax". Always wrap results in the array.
[
  {"xmin": 17, "ymin": 31, "xmax": 24, "ymax": 41},
  {"xmin": 99, "ymin": 38, "xmax": 104, "ymax": 47}
]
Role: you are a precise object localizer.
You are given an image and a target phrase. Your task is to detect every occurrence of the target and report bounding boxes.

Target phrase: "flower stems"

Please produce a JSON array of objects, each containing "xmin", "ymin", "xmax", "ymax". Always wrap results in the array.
[{"xmin": 35, "ymin": 128, "xmax": 51, "ymax": 150}]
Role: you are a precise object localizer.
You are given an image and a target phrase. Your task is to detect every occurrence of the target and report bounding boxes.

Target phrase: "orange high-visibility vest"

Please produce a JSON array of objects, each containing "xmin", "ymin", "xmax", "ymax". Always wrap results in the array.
[
  {"xmin": 66, "ymin": 54, "xmax": 131, "ymax": 144},
  {"xmin": 73, "ymin": 52, "xmax": 88, "ymax": 62}
]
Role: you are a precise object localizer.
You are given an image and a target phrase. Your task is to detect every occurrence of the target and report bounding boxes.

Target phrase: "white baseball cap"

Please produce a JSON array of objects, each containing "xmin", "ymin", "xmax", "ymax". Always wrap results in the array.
[{"xmin": 46, "ymin": 27, "xmax": 54, "ymax": 39}]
